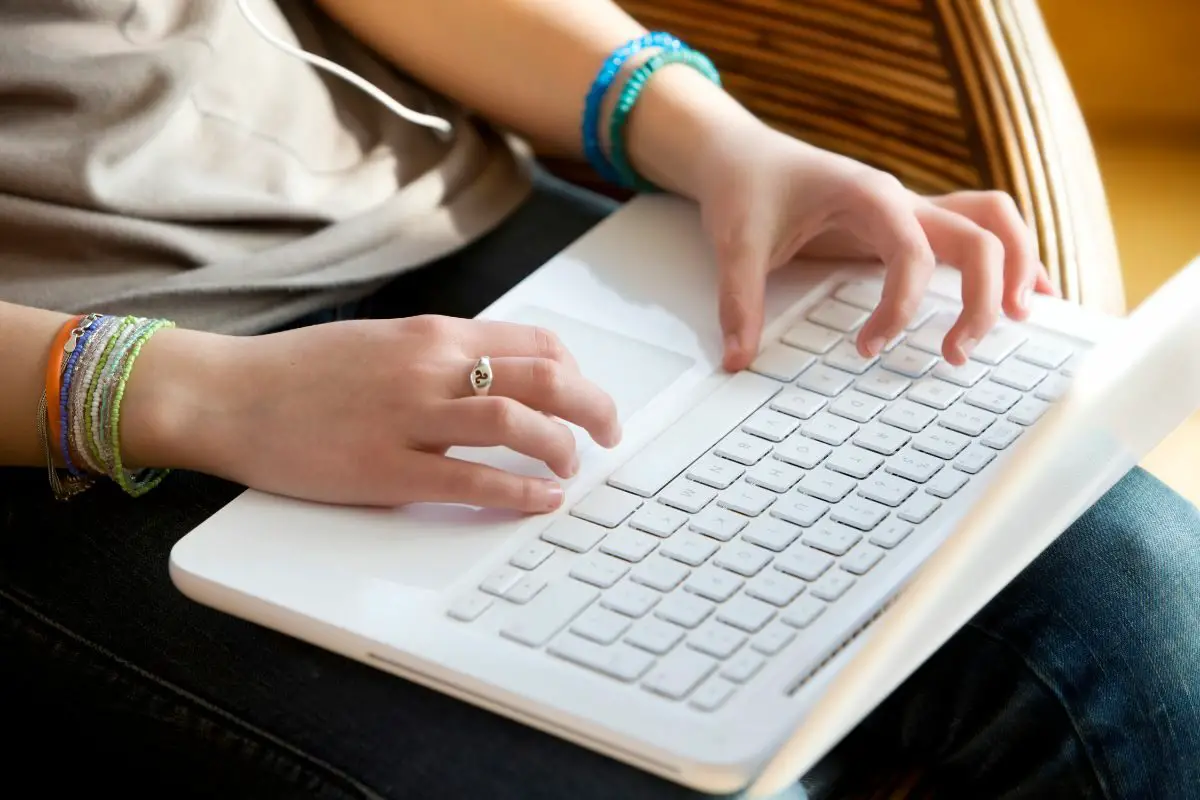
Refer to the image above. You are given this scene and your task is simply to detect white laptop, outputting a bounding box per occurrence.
[170,195,1200,797]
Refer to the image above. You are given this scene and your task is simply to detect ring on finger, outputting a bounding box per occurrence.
[469,356,494,396]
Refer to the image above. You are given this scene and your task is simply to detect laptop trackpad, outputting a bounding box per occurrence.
[371,306,694,591]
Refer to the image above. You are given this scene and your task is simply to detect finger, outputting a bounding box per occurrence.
[1035,266,1060,297]
[928,192,1040,320]
[421,396,579,479]
[402,450,564,513]
[480,356,620,447]
[717,241,768,372]
[916,205,1005,364]
[838,178,937,356]
[411,315,578,369]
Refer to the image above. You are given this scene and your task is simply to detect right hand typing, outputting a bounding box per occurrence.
[130,315,621,512]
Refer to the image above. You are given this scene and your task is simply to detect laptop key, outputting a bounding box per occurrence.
[749,342,817,382]
[714,542,773,577]
[1016,337,1073,369]
[510,541,555,571]
[480,566,523,597]
[810,570,856,601]
[1008,397,1050,426]
[782,320,842,354]
[630,557,689,592]
[925,469,968,499]
[880,399,937,432]
[571,485,643,528]
[823,340,878,374]
[717,482,776,516]
[571,608,632,645]
[628,503,689,537]
[852,422,910,456]
[1035,373,1071,402]
[447,592,493,622]
[769,492,830,528]
[796,364,856,397]
[855,366,911,400]
[773,435,833,469]
[829,497,889,531]
[886,449,942,483]
[824,445,884,479]
[752,621,797,655]
[548,634,655,682]
[841,544,885,575]
[721,650,767,683]
[881,344,938,378]
[869,520,914,549]
[743,516,804,551]
[965,381,1022,414]
[688,506,748,542]
[828,390,886,423]
[991,358,1048,391]
[541,517,606,553]
[599,529,659,563]
[980,420,1023,449]
[569,554,630,589]
[797,469,856,503]
[971,326,1027,365]
[939,402,996,437]
[858,473,916,507]
[600,582,661,618]
[688,620,748,659]
[932,359,990,387]
[504,576,546,604]
[742,408,801,442]
[769,388,828,420]
[717,595,777,633]
[954,445,996,475]
[802,523,862,556]
[898,494,941,524]
[714,431,772,465]
[684,566,744,602]
[500,579,598,647]
[912,427,970,460]
[745,459,805,493]
[775,546,835,581]
[625,617,685,655]
[654,592,715,628]
[660,533,720,567]
[643,648,719,699]
[746,571,806,606]
[690,677,738,711]
[782,595,827,628]
[807,298,870,332]
[657,478,716,515]
[686,455,744,489]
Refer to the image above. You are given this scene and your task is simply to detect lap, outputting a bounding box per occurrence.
[3,172,1199,799]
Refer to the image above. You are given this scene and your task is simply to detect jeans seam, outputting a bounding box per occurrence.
[964,619,1112,799]
[0,587,384,800]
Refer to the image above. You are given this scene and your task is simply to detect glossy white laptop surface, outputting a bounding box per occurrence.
[170,195,1200,796]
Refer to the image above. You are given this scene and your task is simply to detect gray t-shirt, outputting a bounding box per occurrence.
[0,0,532,333]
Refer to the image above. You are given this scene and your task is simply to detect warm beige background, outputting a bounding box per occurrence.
[1042,0,1200,501]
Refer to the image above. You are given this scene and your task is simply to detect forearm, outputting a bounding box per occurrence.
[315,0,760,199]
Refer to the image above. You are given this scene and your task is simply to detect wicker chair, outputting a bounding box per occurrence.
[545,0,1125,315]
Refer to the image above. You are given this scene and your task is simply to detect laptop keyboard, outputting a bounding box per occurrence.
[445,279,1084,712]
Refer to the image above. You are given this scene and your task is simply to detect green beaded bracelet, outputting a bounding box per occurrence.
[608,48,722,193]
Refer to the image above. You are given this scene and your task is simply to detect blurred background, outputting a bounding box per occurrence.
[1042,0,1200,501]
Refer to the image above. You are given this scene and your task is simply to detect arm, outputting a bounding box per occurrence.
[0,301,215,470]
[313,0,757,200]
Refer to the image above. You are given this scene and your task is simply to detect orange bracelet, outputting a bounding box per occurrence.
[44,314,85,458]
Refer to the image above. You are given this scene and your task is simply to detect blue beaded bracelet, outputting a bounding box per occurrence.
[582,32,685,185]
[608,48,722,193]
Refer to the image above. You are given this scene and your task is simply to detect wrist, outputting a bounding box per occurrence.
[621,64,763,200]
[118,327,241,474]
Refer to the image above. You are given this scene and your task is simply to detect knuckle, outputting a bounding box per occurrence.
[530,357,562,396]
[483,397,521,433]
[968,229,1006,269]
[459,468,492,501]
[532,326,566,361]
[408,314,451,340]
[843,170,905,207]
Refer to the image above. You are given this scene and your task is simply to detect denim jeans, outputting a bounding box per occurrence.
[2,172,1198,799]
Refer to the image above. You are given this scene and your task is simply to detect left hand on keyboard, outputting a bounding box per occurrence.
[693,125,1059,371]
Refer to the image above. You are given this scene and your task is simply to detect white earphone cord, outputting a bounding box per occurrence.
[234,0,452,136]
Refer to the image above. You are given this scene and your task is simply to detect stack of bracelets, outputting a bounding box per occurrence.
[582,31,721,192]
[38,313,175,501]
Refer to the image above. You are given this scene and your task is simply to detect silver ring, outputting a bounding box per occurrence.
[469,356,493,396]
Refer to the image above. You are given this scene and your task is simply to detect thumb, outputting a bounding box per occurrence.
[718,242,768,372]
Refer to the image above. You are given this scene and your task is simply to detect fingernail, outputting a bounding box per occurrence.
[864,336,887,357]
[607,424,623,448]
[542,483,564,511]
[568,454,580,477]
[958,336,978,360]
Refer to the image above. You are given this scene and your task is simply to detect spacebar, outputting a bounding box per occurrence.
[608,371,782,498]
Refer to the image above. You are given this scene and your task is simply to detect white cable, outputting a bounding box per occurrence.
[234,0,453,137]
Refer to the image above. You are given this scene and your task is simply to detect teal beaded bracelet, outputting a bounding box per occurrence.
[607,48,722,192]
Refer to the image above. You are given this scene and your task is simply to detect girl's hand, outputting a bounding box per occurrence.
[134,316,621,511]
[695,124,1058,371]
